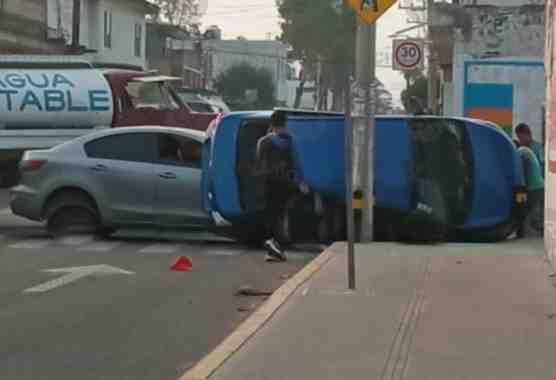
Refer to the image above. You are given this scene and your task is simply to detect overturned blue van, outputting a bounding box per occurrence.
[202,110,526,243]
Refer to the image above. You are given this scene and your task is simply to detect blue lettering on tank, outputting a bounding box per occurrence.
[66,90,88,112]
[44,90,66,112]
[52,74,75,88]
[89,90,111,111]
[5,73,26,89]
[20,90,43,111]
[0,90,17,111]
[0,78,6,88]
[26,74,50,89]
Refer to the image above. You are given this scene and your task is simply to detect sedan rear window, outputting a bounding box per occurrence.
[85,133,156,163]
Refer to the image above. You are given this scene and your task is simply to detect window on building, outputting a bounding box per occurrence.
[134,23,142,57]
[104,10,112,48]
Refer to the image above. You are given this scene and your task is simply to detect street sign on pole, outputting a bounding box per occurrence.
[392,39,425,71]
[345,0,399,25]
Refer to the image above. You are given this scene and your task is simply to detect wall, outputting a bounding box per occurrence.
[47,0,151,68]
[203,40,289,103]
[452,56,545,139]
[459,0,544,5]
[463,5,545,58]
[545,0,556,266]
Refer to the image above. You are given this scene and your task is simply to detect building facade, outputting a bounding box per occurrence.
[202,39,290,104]
[146,22,204,88]
[0,0,66,54]
[46,0,157,69]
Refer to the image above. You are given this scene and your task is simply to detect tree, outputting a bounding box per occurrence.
[213,63,277,111]
[401,71,428,114]
[277,0,356,111]
[149,0,201,28]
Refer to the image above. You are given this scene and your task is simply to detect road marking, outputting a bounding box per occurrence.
[58,235,95,246]
[24,265,135,293]
[9,239,51,249]
[206,249,242,257]
[0,208,12,216]
[78,241,121,253]
[139,244,180,254]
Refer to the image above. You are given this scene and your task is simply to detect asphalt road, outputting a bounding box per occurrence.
[0,190,319,380]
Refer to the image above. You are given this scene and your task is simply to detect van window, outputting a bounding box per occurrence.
[125,82,180,111]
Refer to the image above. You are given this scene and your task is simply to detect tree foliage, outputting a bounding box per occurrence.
[401,70,428,114]
[149,0,201,28]
[277,0,355,110]
[213,63,277,110]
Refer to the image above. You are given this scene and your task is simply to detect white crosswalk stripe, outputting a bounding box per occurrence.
[9,239,51,249]
[78,241,121,253]
[206,249,242,257]
[138,244,180,254]
[58,235,95,246]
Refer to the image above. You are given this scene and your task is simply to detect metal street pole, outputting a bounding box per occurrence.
[345,73,355,290]
[352,21,375,244]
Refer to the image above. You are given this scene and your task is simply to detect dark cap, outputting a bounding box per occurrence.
[515,123,531,135]
[271,111,287,128]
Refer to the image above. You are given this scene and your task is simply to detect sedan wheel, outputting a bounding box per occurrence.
[47,206,99,237]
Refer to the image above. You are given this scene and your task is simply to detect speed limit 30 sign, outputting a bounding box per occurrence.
[392,39,425,71]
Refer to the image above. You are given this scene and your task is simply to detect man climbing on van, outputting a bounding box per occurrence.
[255,112,297,262]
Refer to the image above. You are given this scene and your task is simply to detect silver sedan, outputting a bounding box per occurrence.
[10,126,211,236]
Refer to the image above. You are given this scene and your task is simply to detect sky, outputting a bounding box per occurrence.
[200,1,426,106]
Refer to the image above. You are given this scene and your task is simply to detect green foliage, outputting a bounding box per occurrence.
[277,0,355,102]
[401,71,428,114]
[213,63,276,110]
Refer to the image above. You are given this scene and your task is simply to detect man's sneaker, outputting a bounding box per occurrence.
[264,239,287,262]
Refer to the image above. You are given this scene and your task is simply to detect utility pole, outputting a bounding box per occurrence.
[427,0,435,113]
[352,22,375,243]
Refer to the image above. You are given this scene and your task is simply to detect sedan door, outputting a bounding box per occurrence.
[83,132,157,225]
[153,132,209,227]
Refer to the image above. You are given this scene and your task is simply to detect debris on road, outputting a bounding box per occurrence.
[235,285,273,297]
[280,274,292,280]
[237,305,254,312]
[549,272,556,278]
[170,256,193,272]
[456,260,464,264]
[546,313,556,319]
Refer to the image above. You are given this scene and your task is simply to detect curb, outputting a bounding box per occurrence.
[179,243,340,380]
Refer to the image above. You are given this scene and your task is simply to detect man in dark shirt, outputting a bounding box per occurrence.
[256,112,296,262]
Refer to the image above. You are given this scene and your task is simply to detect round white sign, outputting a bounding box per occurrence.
[394,41,423,70]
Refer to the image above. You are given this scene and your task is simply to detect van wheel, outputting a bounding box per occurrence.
[45,191,100,238]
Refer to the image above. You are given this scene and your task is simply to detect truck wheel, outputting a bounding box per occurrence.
[44,191,100,238]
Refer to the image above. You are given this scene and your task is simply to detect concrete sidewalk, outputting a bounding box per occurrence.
[206,238,556,380]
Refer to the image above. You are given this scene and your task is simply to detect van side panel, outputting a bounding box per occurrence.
[287,116,346,199]
[464,121,515,228]
[375,118,413,212]
[287,116,413,213]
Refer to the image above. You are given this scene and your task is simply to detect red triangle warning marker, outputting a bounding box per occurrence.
[171,256,193,272]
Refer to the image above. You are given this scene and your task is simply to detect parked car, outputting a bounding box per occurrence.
[175,88,231,114]
[202,110,527,244]
[10,126,211,236]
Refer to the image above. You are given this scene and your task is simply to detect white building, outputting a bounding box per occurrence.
[202,39,290,104]
[46,0,158,69]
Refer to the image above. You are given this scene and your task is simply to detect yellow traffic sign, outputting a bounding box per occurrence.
[345,0,398,25]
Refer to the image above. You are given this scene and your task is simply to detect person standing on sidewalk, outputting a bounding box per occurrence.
[516,143,545,238]
[255,112,297,262]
